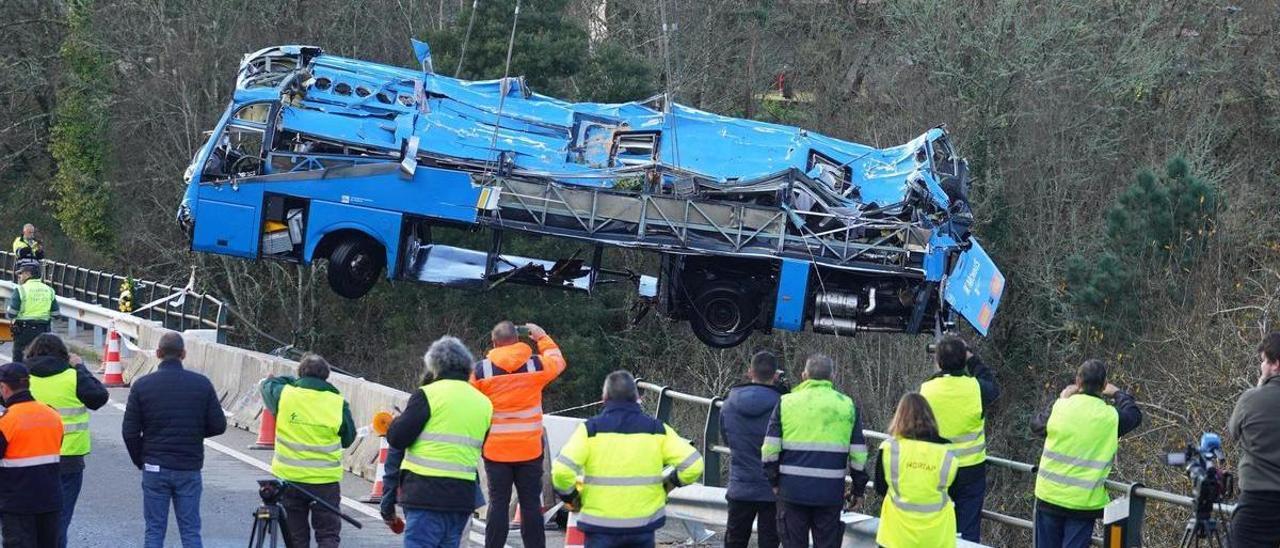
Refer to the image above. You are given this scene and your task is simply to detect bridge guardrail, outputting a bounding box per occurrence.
[0,252,228,340]
[639,381,1235,547]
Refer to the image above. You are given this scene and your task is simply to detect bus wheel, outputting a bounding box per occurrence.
[688,281,757,348]
[327,237,384,299]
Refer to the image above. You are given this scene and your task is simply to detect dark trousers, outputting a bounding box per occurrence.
[1033,506,1094,548]
[949,464,986,543]
[1230,490,1280,548]
[777,501,841,548]
[484,458,546,548]
[281,482,342,548]
[725,499,779,548]
[57,471,83,548]
[584,530,655,548]
[1,512,60,548]
[10,321,50,363]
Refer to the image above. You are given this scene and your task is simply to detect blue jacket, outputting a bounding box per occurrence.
[720,383,783,502]
[122,360,227,471]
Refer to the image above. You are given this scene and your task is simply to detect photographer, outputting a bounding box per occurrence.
[1227,332,1280,548]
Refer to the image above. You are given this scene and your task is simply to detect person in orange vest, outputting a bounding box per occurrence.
[470,321,566,548]
[0,362,65,548]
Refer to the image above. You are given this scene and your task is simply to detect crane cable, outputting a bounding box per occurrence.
[657,0,682,170]
[484,0,521,177]
[454,0,480,77]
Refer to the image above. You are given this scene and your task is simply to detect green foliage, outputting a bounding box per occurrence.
[48,0,114,252]
[1066,157,1217,334]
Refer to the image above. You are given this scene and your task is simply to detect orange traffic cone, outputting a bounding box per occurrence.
[565,512,585,548]
[248,408,276,450]
[102,328,128,387]
[361,436,389,503]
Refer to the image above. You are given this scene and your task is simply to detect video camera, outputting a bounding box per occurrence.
[1164,433,1235,517]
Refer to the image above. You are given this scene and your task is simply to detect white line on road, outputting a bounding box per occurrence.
[108,399,384,521]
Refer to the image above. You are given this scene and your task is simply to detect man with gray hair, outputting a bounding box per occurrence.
[387,336,494,546]
[12,223,43,262]
[552,370,704,546]
[261,354,356,548]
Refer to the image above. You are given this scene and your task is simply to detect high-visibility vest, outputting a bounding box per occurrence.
[550,405,704,532]
[12,236,38,256]
[272,384,345,484]
[30,369,91,456]
[875,437,958,548]
[0,399,63,468]
[761,379,865,502]
[920,374,986,467]
[1035,394,1119,510]
[401,380,493,481]
[16,280,55,321]
[470,337,565,463]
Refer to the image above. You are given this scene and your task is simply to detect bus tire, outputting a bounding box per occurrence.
[327,237,384,299]
[688,280,757,348]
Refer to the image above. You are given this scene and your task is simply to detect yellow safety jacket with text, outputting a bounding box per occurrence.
[875,437,958,548]
[272,385,345,484]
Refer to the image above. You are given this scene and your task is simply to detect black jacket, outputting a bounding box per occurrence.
[26,355,109,473]
[720,382,784,502]
[386,374,480,512]
[1031,389,1142,519]
[121,360,227,471]
[0,391,63,514]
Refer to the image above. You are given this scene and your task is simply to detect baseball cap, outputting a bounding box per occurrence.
[0,363,30,384]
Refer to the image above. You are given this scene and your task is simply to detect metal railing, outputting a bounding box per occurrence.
[0,252,229,339]
[639,381,1235,547]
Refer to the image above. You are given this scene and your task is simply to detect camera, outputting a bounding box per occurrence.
[1164,433,1235,517]
[517,325,531,338]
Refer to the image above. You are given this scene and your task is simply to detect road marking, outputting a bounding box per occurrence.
[108,399,383,521]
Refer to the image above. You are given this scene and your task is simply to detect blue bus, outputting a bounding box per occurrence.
[179,44,1005,347]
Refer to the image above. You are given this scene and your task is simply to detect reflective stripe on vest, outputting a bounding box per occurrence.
[271,385,345,484]
[16,280,55,321]
[876,438,957,548]
[401,380,492,481]
[0,454,61,467]
[1034,394,1118,510]
[577,508,666,530]
[29,368,91,456]
[473,356,543,380]
[920,375,987,467]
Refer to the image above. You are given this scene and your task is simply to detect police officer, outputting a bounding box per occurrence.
[762,354,868,548]
[919,335,999,543]
[6,262,59,363]
[552,370,704,548]
[12,224,44,262]
[25,334,108,548]
[0,362,64,548]
[386,336,494,547]
[261,354,356,548]
[471,321,566,548]
[874,393,958,548]
[1031,359,1142,548]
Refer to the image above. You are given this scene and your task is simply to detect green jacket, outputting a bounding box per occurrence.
[261,376,357,448]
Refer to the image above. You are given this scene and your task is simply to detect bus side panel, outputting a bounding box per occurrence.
[267,165,481,224]
[773,259,810,331]
[192,184,265,258]
[304,201,403,277]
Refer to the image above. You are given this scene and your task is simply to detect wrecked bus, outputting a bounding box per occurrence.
[178,44,1005,348]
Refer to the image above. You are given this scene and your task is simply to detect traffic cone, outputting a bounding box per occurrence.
[248,408,276,450]
[565,512,585,548]
[101,328,128,387]
[361,436,389,503]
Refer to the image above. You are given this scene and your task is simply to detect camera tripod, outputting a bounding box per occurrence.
[247,479,362,548]
[1178,510,1230,548]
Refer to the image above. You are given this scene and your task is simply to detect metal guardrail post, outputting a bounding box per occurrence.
[702,396,723,487]
[1124,484,1147,547]
[654,385,674,425]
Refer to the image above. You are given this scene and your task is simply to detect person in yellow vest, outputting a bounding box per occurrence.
[918,335,1000,543]
[6,262,59,363]
[261,354,356,548]
[874,392,958,548]
[386,336,493,547]
[25,334,108,548]
[13,224,44,262]
[552,370,705,548]
[1031,359,1142,548]
[0,362,64,548]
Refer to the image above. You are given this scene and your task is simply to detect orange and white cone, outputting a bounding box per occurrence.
[102,327,128,387]
[361,436,389,503]
[565,512,585,548]
[248,408,276,450]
